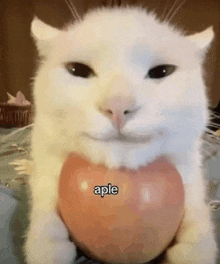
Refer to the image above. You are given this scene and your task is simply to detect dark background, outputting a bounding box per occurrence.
[1,0,220,107]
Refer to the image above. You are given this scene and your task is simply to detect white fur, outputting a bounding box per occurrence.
[25,6,217,263]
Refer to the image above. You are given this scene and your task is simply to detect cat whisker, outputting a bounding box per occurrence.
[210,116,220,122]
[208,121,220,127]
[208,123,220,129]
[201,135,220,163]
[202,138,219,149]
[211,114,220,120]
[202,148,213,157]
[203,133,220,149]
[209,111,220,119]
[161,0,170,21]
[205,127,218,133]
[204,129,219,138]
[209,127,219,130]
[64,0,81,22]
[202,135,214,143]
[203,150,218,163]
[167,0,186,23]
[209,110,220,117]
[164,0,180,22]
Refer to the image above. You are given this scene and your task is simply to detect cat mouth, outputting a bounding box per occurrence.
[81,132,155,144]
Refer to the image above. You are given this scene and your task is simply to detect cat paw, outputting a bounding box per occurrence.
[165,241,217,264]
[25,238,76,264]
[9,159,34,175]
[25,211,77,264]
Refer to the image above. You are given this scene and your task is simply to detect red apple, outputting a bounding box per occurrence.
[57,153,184,263]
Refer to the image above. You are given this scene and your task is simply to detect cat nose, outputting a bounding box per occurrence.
[99,96,137,130]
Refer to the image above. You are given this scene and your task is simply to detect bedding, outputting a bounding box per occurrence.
[0,126,220,264]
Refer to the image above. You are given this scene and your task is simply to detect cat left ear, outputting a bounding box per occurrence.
[31,16,61,57]
[187,26,214,51]
[31,16,60,41]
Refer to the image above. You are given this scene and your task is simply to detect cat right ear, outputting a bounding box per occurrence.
[31,16,61,56]
[187,27,214,52]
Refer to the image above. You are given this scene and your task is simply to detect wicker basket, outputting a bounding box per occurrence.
[0,103,33,128]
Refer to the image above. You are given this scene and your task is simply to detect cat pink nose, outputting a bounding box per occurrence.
[99,96,137,130]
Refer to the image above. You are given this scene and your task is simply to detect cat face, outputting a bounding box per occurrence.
[31,7,214,169]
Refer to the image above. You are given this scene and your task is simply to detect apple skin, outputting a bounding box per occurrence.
[57,153,184,264]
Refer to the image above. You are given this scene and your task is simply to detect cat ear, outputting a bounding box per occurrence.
[31,16,60,41]
[31,16,61,56]
[187,26,214,51]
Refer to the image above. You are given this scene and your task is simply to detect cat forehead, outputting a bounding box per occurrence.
[65,7,183,45]
[53,8,194,64]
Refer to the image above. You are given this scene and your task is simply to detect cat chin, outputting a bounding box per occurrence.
[72,134,165,170]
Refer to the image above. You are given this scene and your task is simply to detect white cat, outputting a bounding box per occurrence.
[24,6,218,264]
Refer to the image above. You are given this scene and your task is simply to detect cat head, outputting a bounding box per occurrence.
[31,7,214,169]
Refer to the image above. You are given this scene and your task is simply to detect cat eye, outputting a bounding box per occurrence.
[147,65,176,79]
[65,62,95,78]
